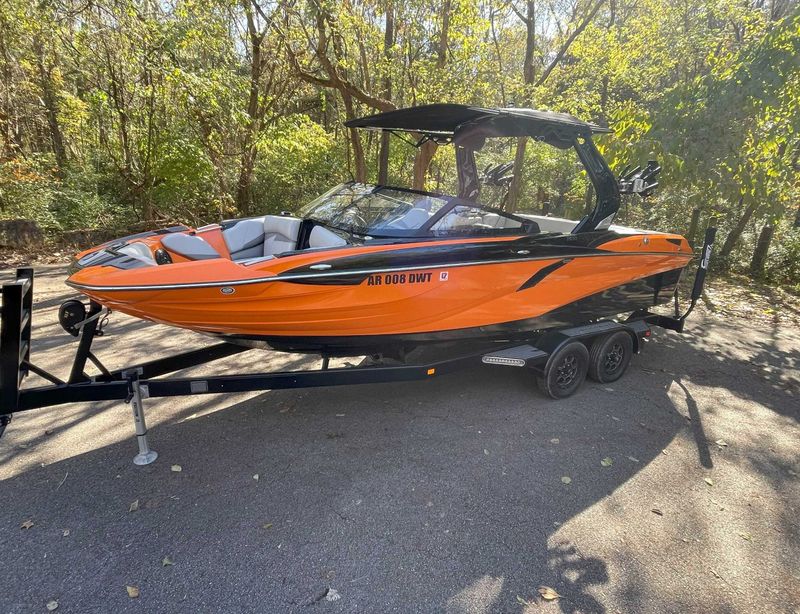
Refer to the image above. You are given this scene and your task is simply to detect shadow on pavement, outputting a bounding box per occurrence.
[0,266,798,613]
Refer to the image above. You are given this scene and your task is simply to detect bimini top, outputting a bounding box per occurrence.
[345,103,610,149]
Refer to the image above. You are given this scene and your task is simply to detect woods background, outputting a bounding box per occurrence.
[1,0,798,288]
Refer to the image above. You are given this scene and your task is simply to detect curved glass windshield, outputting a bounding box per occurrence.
[299,183,449,236]
[300,182,531,238]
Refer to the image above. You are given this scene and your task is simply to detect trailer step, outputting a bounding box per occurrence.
[481,344,547,367]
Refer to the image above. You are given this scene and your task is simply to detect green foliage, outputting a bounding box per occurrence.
[0,0,796,287]
[252,115,342,214]
[765,225,800,291]
[151,137,218,224]
[0,157,126,231]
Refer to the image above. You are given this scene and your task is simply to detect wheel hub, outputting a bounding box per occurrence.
[555,355,578,387]
[603,343,624,373]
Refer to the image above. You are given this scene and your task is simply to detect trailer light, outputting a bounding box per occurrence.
[644,330,652,337]
[427,368,436,376]
[481,356,527,367]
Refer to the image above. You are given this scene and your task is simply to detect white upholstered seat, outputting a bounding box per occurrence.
[222,215,347,262]
[161,233,221,260]
[309,225,347,249]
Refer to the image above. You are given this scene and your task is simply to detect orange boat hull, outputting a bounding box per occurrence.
[68,232,692,349]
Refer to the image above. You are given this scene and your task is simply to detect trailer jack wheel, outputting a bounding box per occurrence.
[536,341,589,399]
[588,331,633,384]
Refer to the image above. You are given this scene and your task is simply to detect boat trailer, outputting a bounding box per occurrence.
[0,230,716,465]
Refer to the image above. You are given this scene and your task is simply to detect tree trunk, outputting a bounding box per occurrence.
[235,7,265,215]
[33,35,67,173]
[506,1,535,212]
[342,91,367,183]
[521,0,536,85]
[687,208,701,247]
[412,140,437,190]
[749,225,773,277]
[718,198,755,259]
[437,0,451,69]
[505,137,528,212]
[377,1,394,184]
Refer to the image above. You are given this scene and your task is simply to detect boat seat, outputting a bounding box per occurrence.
[223,218,267,260]
[482,213,502,228]
[161,233,221,260]
[223,215,304,260]
[308,225,347,249]
[263,215,302,256]
[387,207,430,229]
[117,241,156,265]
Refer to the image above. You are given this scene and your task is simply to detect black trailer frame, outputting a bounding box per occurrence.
[0,229,716,465]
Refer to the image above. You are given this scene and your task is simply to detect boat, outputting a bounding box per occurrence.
[65,104,693,356]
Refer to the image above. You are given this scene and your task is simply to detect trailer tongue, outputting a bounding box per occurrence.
[0,229,715,464]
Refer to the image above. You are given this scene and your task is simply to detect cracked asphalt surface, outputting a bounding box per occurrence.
[1,265,798,613]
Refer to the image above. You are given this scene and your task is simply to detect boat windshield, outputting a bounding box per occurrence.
[299,183,450,237]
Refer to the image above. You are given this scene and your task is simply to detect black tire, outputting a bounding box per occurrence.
[588,330,633,383]
[536,341,589,399]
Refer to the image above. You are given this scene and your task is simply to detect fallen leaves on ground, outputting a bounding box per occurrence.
[715,439,728,447]
[20,519,33,530]
[561,476,572,485]
[126,586,140,599]
[262,523,273,529]
[538,586,562,601]
[162,556,174,566]
[737,531,752,541]
[171,465,182,473]
[46,600,58,611]
[550,438,560,444]
[62,529,70,537]
[128,500,139,512]
[601,457,613,467]
[651,508,664,516]
[253,474,259,481]
[704,477,714,486]
[325,588,341,602]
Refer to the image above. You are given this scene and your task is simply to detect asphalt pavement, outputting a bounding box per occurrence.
[0,265,798,613]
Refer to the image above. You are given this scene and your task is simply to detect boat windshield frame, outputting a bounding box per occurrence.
[301,182,535,239]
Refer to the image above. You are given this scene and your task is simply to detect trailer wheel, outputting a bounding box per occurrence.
[588,331,633,383]
[536,341,589,399]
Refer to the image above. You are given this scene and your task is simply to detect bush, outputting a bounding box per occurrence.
[0,156,129,232]
[252,115,342,214]
[0,156,59,229]
[764,224,800,292]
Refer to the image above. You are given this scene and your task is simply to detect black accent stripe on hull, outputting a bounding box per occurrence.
[517,259,572,291]
[278,229,654,280]
[218,267,685,356]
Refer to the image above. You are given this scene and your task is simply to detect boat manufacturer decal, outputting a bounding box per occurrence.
[220,286,235,295]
